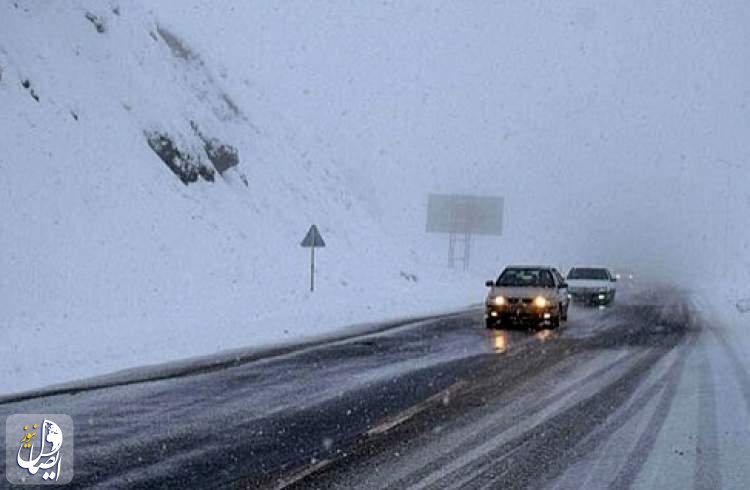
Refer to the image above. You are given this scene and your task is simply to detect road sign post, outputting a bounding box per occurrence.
[300,224,326,292]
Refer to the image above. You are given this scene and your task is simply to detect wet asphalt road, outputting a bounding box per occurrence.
[296,292,697,489]
[0,286,707,488]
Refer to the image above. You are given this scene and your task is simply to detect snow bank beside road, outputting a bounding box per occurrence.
[1,274,481,397]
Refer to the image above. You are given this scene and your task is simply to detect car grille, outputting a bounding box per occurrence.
[570,287,599,294]
[507,297,533,305]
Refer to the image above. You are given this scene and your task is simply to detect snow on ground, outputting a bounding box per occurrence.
[618,287,750,489]
[0,1,487,395]
[1,0,747,397]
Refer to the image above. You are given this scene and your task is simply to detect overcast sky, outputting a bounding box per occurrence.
[162,0,749,281]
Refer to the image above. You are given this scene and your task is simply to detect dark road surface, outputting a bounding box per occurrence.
[3,286,745,489]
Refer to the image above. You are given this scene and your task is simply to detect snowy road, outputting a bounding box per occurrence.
[3,286,749,488]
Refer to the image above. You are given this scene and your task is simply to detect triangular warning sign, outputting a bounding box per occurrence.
[300,224,326,247]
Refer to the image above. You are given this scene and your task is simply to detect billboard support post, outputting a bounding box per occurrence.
[426,194,503,270]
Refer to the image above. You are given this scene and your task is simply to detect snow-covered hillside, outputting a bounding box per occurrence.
[1,0,747,394]
[153,0,749,283]
[0,1,481,394]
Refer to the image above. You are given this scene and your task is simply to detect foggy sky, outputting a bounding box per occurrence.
[162,0,749,283]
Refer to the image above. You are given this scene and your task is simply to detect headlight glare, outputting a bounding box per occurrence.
[533,296,550,308]
[493,296,506,306]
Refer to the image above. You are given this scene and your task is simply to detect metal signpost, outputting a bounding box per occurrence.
[300,224,326,291]
[426,194,504,270]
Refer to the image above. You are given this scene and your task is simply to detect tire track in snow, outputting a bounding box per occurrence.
[443,334,693,489]
[691,335,722,490]
[709,326,750,413]
[606,335,698,489]
[549,347,684,490]
[381,349,646,490]
[384,304,686,489]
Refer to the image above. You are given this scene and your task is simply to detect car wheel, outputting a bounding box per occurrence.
[561,304,568,322]
[485,318,496,329]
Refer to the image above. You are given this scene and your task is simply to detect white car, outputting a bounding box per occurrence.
[566,267,617,306]
[485,266,570,329]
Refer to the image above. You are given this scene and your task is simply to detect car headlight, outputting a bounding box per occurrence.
[533,296,550,308]
[493,296,506,306]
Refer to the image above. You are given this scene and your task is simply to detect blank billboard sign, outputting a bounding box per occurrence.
[426,194,504,236]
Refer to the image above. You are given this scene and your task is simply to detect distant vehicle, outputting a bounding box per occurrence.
[566,267,617,306]
[484,266,569,329]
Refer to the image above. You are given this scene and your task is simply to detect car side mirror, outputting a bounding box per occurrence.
[485,280,495,287]
[611,278,618,282]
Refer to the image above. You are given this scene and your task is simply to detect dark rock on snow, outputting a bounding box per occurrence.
[146,132,215,185]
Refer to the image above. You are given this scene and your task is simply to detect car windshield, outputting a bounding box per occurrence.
[567,268,610,280]
[496,268,554,287]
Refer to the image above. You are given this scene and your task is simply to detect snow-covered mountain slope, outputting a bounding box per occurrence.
[153,0,750,283]
[0,1,480,394]
[1,0,748,394]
